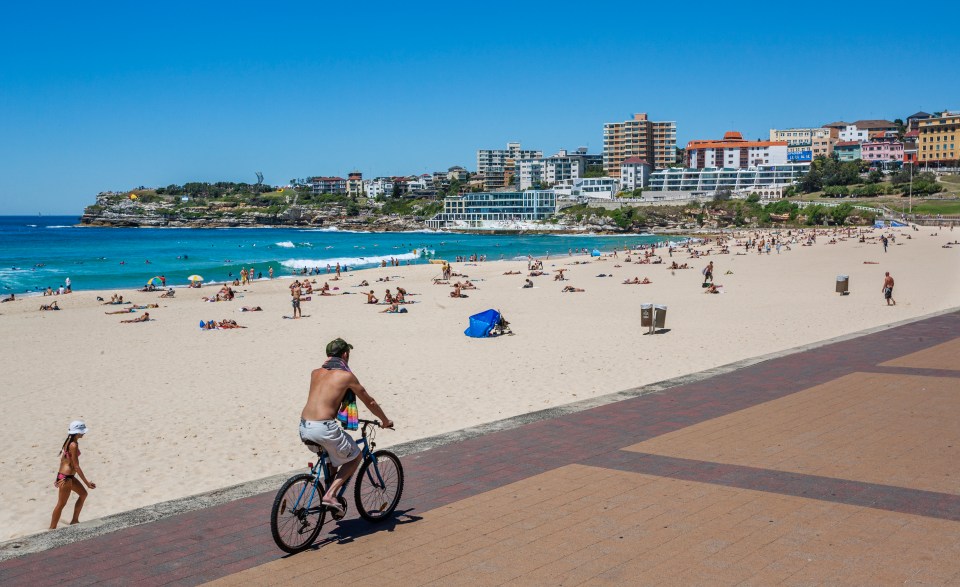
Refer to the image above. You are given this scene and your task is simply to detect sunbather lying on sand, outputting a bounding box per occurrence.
[218,319,245,329]
[503,270,521,275]
[105,308,135,314]
[240,306,262,312]
[380,303,408,314]
[40,301,60,311]
[121,312,150,323]
[132,304,159,309]
[705,284,723,294]
[562,286,585,293]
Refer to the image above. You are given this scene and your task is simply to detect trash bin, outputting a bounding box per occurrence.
[640,303,653,327]
[836,275,849,294]
[654,305,667,329]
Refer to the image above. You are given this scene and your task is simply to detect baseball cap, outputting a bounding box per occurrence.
[326,338,353,357]
[68,420,89,435]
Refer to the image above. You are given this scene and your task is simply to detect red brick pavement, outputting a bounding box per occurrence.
[1,311,958,586]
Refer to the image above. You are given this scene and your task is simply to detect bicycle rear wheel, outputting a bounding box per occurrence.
[354,450,404,522]
[270,473,326,553]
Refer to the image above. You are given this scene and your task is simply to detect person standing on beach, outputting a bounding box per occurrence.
[291,283,302,318]
[703,261,714,284]
[268,266,274,280]
[882,272,896,306]
[881,235,888,253]
[299,339,393,516]
[50,421,96,529]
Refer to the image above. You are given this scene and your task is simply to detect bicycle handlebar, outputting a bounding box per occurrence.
[358,418,381,427]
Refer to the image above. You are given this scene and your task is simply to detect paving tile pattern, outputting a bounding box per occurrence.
[1,311,958,586]
[625,372,960,494]
[211,466,960,587]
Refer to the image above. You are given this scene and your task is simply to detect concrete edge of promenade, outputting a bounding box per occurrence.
[3,305,957,562]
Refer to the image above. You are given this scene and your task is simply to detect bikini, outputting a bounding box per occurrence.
[55,447,79,486]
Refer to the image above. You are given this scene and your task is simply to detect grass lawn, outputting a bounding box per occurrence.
[939,174,960,185]
[885,199,960,216]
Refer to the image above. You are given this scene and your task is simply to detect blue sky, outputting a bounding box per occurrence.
[2,1,958,214]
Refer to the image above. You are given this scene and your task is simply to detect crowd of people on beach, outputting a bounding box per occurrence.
[30,222,951,532]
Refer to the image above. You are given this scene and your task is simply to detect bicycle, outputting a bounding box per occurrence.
[270,418,404,554]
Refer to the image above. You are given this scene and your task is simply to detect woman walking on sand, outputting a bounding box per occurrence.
[50,421,96,529]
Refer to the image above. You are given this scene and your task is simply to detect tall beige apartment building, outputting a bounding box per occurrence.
[603,113,676,176]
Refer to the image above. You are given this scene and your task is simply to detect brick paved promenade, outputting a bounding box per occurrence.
[2,311,960,585]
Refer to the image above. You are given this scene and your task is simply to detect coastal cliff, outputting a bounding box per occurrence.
[80,189,438,231]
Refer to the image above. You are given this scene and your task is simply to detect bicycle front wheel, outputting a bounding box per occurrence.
[270,473,326,554]
[354,450,404,522]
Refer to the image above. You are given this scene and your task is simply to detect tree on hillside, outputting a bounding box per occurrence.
[583,164,606,178]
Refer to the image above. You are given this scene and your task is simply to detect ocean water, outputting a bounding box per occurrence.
[0,216,680,293]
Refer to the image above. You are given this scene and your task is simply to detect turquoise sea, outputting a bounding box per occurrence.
[0,216,680,293]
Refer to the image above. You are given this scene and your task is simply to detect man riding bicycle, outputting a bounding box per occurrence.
[300,338,394,516]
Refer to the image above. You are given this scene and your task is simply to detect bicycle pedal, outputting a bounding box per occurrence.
[330,496,348,521]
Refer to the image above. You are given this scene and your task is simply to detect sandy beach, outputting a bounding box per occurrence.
[1,225,959,541]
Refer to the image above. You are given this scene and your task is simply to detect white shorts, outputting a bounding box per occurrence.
[299,419,361,466]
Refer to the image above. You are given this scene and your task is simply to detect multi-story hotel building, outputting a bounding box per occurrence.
[426,191,556,229]
[603,113,676,176]
[769,127,838,161]
[685,132,788,169]
[917,111,960,165]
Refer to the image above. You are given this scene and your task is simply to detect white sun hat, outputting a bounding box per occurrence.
[68,420,89,435]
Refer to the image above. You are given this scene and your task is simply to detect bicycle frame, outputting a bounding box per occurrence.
[291,419,389,518]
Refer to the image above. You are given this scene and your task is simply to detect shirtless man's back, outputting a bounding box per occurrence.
[299,339,392,515]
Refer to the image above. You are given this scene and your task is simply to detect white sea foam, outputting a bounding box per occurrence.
[280,251,425,269]
[275,241,296,248]
[45,225,72,229]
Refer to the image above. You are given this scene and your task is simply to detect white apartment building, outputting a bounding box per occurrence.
[619,157,653,191]
[839,125,869,143]
[516,148,602,190]
[648,164,810,194]
[686,132,788,169]
[364,178,395,199]
[553,177,619,200]
[476,142,542,175]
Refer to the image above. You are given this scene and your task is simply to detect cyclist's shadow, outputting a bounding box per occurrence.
[306,508,423,552]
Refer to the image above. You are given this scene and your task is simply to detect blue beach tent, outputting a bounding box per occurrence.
[591,249,601,257]
[464,309,501,338]
[874,220,886,228]
[890,221,907,227]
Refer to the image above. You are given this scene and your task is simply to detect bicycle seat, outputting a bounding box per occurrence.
[302,439,323,455]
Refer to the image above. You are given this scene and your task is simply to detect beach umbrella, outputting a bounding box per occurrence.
[188,274,204,282]
[147,276,163,286]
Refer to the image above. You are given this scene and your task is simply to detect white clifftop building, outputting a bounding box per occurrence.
[619,157,653,191]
